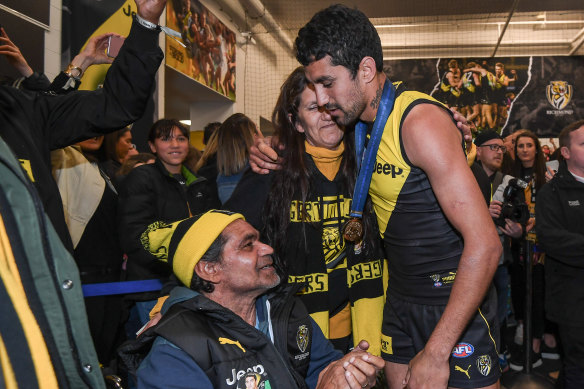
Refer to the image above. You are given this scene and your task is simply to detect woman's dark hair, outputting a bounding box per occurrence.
[189,233,226,293]
[148,119,190,143]
[512,130,546,191]
[103,127,131,162]
[263,67,375,272]
[203,122,221,145]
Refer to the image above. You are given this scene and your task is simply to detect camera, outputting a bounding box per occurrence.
[495,178,530,228]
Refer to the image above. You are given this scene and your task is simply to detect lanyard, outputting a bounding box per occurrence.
[343,80,396,243]
[350,80,396,218]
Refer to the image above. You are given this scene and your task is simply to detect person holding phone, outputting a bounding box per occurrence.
[1,24,123,93]
[0,0,167,386]
[545,159,560,182]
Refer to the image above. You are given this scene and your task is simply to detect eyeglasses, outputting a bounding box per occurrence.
[478,144,507,153]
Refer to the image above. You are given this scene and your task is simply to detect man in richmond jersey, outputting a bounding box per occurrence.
[290,5,502,389]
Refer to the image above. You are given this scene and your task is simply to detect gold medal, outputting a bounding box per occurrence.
[343,217,363,243]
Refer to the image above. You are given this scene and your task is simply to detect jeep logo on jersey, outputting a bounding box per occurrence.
[452,342,474,358]
[296,325,309,352]
[374,162,403,178]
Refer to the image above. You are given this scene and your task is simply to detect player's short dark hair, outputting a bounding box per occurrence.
[295,4,383,78]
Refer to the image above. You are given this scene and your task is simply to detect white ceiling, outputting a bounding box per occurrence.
[166,0,584,121]
[213,0,584,58]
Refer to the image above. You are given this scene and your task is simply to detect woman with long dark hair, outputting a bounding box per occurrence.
[100,126,136,180]
[225,67,385,355]
[494,130,559,370]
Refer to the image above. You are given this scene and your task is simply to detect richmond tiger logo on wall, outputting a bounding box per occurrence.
[546,81,573,110]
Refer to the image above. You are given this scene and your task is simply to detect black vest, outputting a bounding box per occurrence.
[154,290,312,389]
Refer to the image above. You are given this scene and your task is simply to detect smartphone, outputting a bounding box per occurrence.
[107,35,124,58]
[546,160,559,173]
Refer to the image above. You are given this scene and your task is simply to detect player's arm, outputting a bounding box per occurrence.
[401,104,502,389]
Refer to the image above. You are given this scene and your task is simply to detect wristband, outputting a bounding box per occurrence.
[64,63,83,80]
[135,14,161,31]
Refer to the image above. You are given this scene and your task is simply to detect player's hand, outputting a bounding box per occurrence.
[403,348,449,389]
[316,341,384,389]
[450,109,473,151]
[249,133,283,174]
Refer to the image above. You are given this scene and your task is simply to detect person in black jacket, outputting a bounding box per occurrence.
[536,120,584,389]
[119,119,220,326]
[0,1,167,387]
[0,4,163,253]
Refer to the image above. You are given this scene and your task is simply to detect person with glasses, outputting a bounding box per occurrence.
[475,130,522,371]
[491,130,560,371]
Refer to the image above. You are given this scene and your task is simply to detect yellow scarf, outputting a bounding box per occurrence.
[304,141,345,181]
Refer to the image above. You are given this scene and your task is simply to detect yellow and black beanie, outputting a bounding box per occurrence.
[140,210,244,287]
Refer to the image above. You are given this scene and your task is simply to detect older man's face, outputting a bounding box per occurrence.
[218,220,280,296]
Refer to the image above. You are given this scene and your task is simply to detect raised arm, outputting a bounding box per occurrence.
[0,27,34,77]
[401,104,501,388]
[44,0,166,149]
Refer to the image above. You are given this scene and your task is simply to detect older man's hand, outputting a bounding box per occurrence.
[316,340,385,389]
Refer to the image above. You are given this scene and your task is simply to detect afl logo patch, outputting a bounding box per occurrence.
[452,342,474,358]
[296,325,309,353]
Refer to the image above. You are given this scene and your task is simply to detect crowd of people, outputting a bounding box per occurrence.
[1,1,583,389]
[435,59,517,133]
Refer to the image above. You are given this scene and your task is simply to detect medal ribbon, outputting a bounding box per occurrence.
[350,80,396,219]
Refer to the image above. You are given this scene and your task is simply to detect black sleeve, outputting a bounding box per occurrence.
[118,166,160,268]
[40,19,164,150]
[222,168,273,231]
[20,72,52,91]
[47,72,80,94]
[536,185,584,268]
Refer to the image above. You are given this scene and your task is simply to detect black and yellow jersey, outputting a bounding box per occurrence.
[369,83,463,304]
